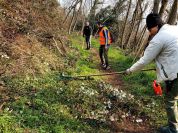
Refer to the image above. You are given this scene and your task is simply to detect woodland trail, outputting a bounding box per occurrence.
[89,46,154,133]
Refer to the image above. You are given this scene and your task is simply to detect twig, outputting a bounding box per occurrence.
[0,102,6,111]
[52,37,64,56]
[58,37,67,54]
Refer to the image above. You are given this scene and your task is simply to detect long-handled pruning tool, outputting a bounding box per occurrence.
[59,68,156,81]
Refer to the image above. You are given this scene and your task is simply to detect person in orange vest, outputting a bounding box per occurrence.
[96,22,112,70]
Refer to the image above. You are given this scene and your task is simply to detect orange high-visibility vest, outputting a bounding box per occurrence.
[99,27,112,45]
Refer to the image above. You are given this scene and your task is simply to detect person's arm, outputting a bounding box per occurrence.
[83,26,85,37]
[103,29,109,48]
[89,26,92,36]
[127,40,163,73]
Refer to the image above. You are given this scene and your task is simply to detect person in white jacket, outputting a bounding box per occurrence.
[125,13,178,133]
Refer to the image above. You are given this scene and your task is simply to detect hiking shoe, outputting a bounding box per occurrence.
[158,126,178,133]
[104,66,110,70]
[100,63,105,67]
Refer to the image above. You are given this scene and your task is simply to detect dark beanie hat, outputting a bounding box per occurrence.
[146,13,163,30]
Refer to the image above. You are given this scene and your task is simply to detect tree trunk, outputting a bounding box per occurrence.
[68,9,76,34]
[90,0,100,17]
[134,26,146,52]
[134,12,143,43]
[89,0,101,30]
[133,26,147,60]
[167,0,177,25]
[81,0,87,34]
[134,0,143,42]
[72,0,83,32]
[133,2,148,54]
[63,0,79,23]
[153,0,160,13]
[126,0,139,49]
[159,0,168,18]
[63,8,73,23]
[121,0,132,49]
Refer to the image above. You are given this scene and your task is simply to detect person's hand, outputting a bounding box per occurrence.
[95,34,98,38]
[105,45,108,50]
[105,44,110,50]
[123,69,132,75]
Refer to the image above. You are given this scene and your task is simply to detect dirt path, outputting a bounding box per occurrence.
[90,47,155,133]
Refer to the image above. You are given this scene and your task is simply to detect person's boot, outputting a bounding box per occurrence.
[100,61,105,66]
[104,65,110,70]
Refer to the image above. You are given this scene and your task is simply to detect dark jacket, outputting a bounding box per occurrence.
[83,26,92,36]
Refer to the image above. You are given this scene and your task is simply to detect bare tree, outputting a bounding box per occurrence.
[89,0,101,18]
[72,0,83,32]
[81,0,87,33]
[133,0,143,43]
[68,4,77,34]
[89,0,103,29]
[67,0,85,34]
[134,26,147,56]
[63,0,79,23]
[126,0,139,49]
[153,0,160,13]
[159,0,168,18]
[167,0,177,25]
[133,1,149,56]
[121,0,132,49]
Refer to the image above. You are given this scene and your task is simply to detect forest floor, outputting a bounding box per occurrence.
[0,33,166,132]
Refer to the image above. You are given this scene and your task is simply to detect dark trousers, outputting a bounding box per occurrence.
[99,45,109,66]
[85,36,91,49]
[164,77,178,131]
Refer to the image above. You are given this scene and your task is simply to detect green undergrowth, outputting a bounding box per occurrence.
[2,73,111,132]
[0,33,110,132]
[67,35,100,78]
[0,33,167,132]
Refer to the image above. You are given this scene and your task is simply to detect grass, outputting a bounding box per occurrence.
[2,73,111,132]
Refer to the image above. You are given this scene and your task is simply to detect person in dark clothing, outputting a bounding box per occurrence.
[96,22,112,70]
[83,22,92,50]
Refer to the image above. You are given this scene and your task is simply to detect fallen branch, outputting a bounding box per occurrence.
[52,37,64,56]
[58,36,67,54]
[0,102,6,112]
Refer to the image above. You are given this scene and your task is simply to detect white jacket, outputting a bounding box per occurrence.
[129,24,178,82]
